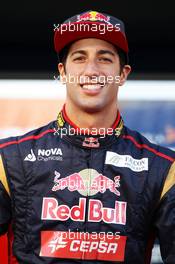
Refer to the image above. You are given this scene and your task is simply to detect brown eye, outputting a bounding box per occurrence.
[98,57,113,63]
[73,56,86,62]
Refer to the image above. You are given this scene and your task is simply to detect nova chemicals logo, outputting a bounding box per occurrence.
[24,148,63,162]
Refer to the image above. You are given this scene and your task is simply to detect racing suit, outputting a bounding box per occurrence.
[0,106,175,264]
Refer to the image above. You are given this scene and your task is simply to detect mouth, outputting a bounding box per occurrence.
[80,83,105,94]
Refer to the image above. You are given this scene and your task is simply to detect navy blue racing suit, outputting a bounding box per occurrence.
[0,107,175,263]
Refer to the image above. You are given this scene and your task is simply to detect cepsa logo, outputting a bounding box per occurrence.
[77,11,110,23]
[40,231,127,262]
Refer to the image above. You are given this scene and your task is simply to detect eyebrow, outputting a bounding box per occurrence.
[70,49,116,57]
[97,50,116,56]
[70,50,86,57]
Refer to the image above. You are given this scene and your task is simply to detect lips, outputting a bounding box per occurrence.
[81,83,104,90]
[80,83,105,95]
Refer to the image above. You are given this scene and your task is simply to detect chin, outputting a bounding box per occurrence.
[79,102,106,113]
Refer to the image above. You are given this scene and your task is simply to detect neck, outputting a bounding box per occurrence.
[64,103,118,131]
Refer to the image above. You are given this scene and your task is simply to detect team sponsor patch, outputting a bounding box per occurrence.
[40,231,127,262]
[24,148,63,162]
[52,169,120,196]
[77,11,110,23]
[41,197,127,225]
[82,137,100,148]
[105,151,148,172]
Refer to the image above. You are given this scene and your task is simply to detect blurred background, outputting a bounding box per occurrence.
[0,0,175,263]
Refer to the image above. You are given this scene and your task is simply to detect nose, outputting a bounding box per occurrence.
[82,59,100,78]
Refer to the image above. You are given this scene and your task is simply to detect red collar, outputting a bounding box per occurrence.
[61,104,123,136]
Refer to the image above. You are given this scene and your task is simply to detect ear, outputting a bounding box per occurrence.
[119,65,131,86]
[58,63,66,84]
[58,63,66,76]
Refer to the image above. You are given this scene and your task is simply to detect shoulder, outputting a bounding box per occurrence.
[0,120,56,153]
[122,126,175,163]
[121,126,175,200]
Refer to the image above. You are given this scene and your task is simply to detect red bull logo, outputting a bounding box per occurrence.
[82,137,100,148]
[41,197,126,224]
[77,11,110,23]
[52,169,120,196]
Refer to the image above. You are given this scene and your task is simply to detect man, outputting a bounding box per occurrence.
[0,10,175,264]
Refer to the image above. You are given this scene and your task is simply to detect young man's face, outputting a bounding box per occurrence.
[58,38,131,113]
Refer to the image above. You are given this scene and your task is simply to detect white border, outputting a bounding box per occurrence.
[0,80,175,100]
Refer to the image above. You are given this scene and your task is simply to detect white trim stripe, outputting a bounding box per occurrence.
[0,80,174,100]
